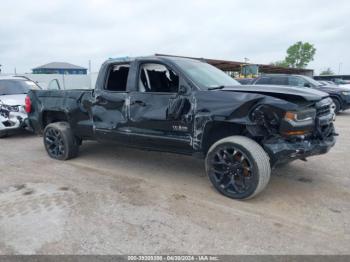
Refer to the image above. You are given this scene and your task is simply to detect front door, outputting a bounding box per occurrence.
[128,62,193,153]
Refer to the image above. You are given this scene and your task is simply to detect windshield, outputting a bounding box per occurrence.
[338,80,349,84]
[300,76,323,87]
[173,59,240,89]
[319,81,336,86]
[0,79,41,95]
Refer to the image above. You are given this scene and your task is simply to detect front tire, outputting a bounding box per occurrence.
[205,136,271,200]
[332,98,341,114]
[43,122,79,160]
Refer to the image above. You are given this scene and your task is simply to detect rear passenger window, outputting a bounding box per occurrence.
[105,64,130,91]
[270,77,288,85]
[255,77,271,85]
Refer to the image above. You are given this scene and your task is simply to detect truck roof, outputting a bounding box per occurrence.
[105,55,199,65]
[257,74,308,77]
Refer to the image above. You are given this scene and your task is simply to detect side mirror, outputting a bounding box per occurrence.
[304,83,311,88]
[47,79,61,90]
[178,85,189,95]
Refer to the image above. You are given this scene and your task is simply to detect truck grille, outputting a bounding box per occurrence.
[315,99,334,139]
[316,104,331,117]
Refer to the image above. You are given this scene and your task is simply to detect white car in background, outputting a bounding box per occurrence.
[0,76,41,138]
[333,79,350,88]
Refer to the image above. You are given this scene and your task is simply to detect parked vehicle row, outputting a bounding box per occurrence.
[0,76,41,138]
[336,79,350,88]
[24,56,336,200]
[251,74,350,113]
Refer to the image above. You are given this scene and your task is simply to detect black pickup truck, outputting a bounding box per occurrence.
[26,56,336,199]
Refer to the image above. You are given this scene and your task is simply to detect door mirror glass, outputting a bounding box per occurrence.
[304,83,311,87]
[178,85,189,95]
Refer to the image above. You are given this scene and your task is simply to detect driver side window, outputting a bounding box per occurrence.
[138,63,179,93]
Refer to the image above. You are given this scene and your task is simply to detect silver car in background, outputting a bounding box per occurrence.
[0,76,41,138]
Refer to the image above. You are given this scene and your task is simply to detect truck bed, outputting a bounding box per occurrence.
[28,89,94,138]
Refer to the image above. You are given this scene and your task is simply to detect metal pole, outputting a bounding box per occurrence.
[88,60,92,89]
[62,73,66,90]
[338,63,342,74]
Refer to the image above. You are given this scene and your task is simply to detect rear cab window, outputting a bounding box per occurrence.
[105,64,130,92]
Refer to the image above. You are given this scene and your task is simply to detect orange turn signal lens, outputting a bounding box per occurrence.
[284,112,296,121]
[284,130,307,136]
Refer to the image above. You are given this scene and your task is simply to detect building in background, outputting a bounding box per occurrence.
[32,62,87,75]
[155,54,314,77]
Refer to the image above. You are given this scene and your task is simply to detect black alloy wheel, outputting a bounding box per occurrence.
[44,127,66,158]
[43,122,79,160]
[206,136,271,199]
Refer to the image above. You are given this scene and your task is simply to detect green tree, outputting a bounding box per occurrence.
[285,41,316,68]
[270,60,289,68]
[320,68,334,75]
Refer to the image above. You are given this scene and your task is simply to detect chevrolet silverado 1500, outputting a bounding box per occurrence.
[26,56,336,199]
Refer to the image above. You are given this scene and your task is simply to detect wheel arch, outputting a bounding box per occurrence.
[201,121,246,154]
[42,110,70,129]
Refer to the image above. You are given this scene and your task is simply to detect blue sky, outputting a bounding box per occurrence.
[0,0,349,74]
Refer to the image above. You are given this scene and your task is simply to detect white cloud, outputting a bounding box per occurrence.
[0,0,349,74]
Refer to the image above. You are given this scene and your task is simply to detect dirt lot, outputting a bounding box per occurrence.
[0,112,349,255]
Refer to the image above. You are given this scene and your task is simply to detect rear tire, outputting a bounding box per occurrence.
[205,136,271,200]
[43,122,79,160]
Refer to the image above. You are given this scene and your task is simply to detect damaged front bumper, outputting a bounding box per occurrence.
[0,104,28,136]
[262,99,337,166]
[263,135,336,166]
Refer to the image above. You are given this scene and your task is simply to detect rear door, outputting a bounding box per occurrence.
[91,63,131,144]
[127,62,193,152]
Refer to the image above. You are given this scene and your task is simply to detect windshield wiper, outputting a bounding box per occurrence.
[208,85,226,90]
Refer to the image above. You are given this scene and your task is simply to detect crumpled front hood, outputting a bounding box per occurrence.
[0,94,26,106]
[221,85,329,102]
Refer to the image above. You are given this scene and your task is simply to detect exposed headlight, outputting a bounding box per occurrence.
[284,109,316,122]
[342,91,350,96]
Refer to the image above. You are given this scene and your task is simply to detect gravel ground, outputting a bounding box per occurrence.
[0,112,349,255]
